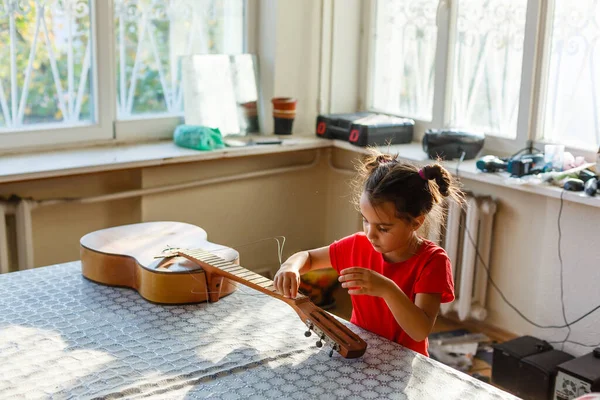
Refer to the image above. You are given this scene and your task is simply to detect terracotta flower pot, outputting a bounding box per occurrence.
[271,97,297,135]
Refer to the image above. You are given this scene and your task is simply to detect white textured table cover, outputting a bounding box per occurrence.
[0,262,517,399]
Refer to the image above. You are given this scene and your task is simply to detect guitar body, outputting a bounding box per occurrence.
[80,221,238,304]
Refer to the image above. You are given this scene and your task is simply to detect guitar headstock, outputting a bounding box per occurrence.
[296,302,367,359]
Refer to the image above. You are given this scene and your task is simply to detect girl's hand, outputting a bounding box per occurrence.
[273,248,330,299]
[338,267,394,297]
[274,266,301,299]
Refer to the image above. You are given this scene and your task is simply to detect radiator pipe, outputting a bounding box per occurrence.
[457,195,480,321]
[440,198,462,315]
[0,202,10,273]
[472,196,497,320]
[15,199,34,270]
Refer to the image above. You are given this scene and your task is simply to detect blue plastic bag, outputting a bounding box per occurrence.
[173,125,225,151]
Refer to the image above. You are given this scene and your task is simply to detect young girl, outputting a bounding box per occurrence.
[273,150,464,357]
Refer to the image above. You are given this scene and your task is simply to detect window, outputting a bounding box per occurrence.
[0,0,94,131]
[0,0,247,151]
[540,0,600,150]
[368,0,599,153]
[114,0,244,120]
[449,0,527,139]
[371,0,439,121]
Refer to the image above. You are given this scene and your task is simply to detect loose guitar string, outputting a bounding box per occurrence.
[165,236,287,300]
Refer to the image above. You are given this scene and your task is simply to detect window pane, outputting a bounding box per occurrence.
[0,0,94,131]
[541,0,600,150]
[371,0,439,121]
[449,0,527,138]
[115,0,244,120]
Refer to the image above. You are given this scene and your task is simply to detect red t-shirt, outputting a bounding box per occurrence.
[329,232,455,356]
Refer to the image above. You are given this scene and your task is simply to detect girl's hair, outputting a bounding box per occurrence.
[352,149,464,225]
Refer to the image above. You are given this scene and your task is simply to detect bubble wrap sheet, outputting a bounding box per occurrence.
[0,262,517,399]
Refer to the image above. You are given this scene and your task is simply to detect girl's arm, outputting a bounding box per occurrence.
[274,246,332,298]
[383,289,441,343]
[339,267,441,342]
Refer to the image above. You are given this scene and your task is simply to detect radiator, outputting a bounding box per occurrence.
[431,194,497,321]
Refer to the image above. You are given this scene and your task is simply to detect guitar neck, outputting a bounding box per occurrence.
[179,249,308,305]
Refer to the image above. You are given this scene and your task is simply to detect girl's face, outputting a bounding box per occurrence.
[359,192,423,262]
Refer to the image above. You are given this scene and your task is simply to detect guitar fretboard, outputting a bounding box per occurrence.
[181,248,307,301]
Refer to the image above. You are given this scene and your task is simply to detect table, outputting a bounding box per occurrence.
[0,262,517,399]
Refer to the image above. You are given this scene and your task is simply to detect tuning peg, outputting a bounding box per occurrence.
[304,322,313,337]
[316,334,325,348]
[329,344,339,357]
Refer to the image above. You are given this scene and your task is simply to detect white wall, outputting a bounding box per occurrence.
[0,151,329,275]
[257,0,364,135]
[140,150,330,270]
[258,0,322,135]
[0,170,141,270]
[463,179,600,356]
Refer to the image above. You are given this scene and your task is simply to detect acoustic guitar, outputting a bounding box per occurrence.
[80,221,367,359]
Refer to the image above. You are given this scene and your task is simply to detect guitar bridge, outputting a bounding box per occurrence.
[154,246,180,259]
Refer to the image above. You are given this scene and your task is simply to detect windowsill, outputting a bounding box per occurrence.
[333,140,600,208]
[0,136,330,184]
[1,136,598,209]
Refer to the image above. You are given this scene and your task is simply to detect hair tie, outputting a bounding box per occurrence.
[418,168,427,180]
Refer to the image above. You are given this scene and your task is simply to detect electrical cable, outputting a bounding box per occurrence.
[557,190,571,350]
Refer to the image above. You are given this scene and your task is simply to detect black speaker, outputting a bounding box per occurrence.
[492,336,554,397]
[422,129,485,160]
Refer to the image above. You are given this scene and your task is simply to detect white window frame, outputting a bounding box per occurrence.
[0,0,256,153]
[528,0,597,160]
[0,0,113,152]
[362,0,596,159]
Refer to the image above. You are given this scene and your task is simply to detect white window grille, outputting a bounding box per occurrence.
[0,0,94,131]
[370,0,439,121]
[368,0,598,154]
[540,0,600,151]
[114,0,244,120]
[448,0,527,139]
[370,0,529,141]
